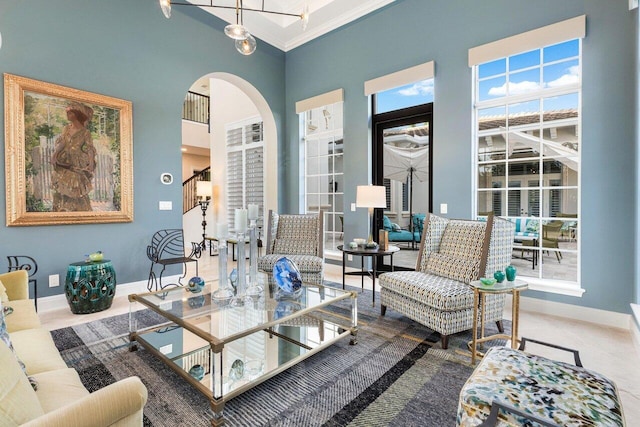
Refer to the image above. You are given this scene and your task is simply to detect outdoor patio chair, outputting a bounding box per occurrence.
[542,221,563,263]
[147,229,200,291]
[257,210,324,288]
[379,213,515,349]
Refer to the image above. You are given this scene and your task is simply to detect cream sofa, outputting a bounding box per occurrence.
[0,270,148,427]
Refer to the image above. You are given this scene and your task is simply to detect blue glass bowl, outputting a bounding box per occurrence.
[273,257,303,294]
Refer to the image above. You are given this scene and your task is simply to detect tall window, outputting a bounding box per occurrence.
[226,117,264,232]
[300,97,344,255]
[374,79,434,221]
[473,30,582,291]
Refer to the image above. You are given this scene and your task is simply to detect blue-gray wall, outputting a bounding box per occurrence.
[0,0,286,295]
[284,0,637,313]
[1,0,637,315]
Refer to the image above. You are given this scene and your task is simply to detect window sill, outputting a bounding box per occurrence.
[325,250,342,261]
[519,276,585,297]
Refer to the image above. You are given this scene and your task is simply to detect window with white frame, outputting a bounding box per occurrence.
[226,116,264,232]
[471,16,584,295]
[297,90,344,256]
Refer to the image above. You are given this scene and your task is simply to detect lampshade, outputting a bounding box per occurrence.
[196,181,212,199]
[356,185,386,209]
[235,34,256,55]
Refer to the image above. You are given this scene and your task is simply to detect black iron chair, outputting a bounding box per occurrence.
[7,255,38,311]
[147,229,200,291]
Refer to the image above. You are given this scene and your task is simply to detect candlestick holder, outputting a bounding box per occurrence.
[231,232,247,306]
[212,238,234,301]
[246,219,263,296]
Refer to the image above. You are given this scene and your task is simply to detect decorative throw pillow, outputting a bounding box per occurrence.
[413,214,426,234]
[438,222,486,262]
[383,215,393,231]
[273,238,317,256]
[0,300,37,390]
[525,219,539,233]
[0,279,9,303]
[426,252,480,283]
[391,222,401,232]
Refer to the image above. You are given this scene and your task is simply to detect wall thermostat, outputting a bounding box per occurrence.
[160,173,173,185]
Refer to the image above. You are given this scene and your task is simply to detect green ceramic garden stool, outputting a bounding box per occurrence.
[65,260,116,314]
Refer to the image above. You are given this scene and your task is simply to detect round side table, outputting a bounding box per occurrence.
[65,260,116,314]
[338,244,400,305]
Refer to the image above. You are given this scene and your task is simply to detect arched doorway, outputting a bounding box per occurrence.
[182,73,278,244]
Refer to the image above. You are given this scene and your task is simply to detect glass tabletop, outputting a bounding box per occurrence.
[469,278,528,292]
[130,273,354,345]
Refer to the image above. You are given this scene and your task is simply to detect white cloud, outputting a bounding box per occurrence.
[547,65,579,88]
[397,80,434,97]
[487,65,579,95]
[488,80,542,96]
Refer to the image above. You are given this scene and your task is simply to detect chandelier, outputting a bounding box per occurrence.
[158,0,310,55]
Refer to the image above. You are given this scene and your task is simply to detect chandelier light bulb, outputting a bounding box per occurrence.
[159,0,172,19]
[225,24,249,40]
[301,4,310,31]
[235,34,257,55]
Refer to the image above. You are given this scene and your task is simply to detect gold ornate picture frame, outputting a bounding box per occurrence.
[4,73,133,226]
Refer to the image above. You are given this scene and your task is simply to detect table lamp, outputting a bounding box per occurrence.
[356,185,386,249]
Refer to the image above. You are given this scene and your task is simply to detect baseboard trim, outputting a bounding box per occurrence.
[38,275,635,334]
[37,275,182,313]
[631,304,640,352]
[519,296,631,330]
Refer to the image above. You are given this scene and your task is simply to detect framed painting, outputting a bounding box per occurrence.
[4,73,133,226]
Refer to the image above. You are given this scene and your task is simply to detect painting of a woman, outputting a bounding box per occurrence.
[50,102,97,212]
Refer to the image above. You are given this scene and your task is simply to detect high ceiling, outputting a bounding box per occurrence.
[188,0,395,51]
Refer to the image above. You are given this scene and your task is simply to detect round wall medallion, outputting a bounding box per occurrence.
[160,173,173,185]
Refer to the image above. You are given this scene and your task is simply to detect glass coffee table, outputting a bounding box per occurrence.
[128,275,358,426]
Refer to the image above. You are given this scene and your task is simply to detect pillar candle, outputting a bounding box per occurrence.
[235,209,248,233]
[248,204,259,220]
[217,222,228,238]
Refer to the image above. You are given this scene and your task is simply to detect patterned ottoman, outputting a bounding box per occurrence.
[457,345,625,426]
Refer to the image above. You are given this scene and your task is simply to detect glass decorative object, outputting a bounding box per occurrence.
[188,295,205,309]
[493,271,505,283]
[229,359,245,381]
[229,268,238,292]
[188,364,205,381]
[236,232,246,298]
[246,218,263,296]
[187,276,205,293]
[274,299,302,320]
[273,257,303,295]
[212,238,234,301]
[505,265,517,282]
[88,251,104,262]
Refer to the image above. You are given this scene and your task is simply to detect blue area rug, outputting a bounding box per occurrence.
[50,283,508,426]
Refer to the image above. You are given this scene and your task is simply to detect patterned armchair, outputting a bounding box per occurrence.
[257,210,324,287]
[379,213,515,349]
